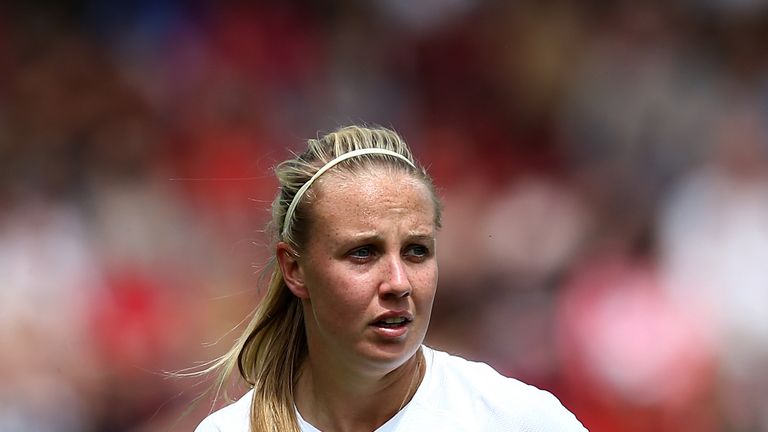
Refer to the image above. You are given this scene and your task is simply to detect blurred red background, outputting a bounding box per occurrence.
[2,1,768,431]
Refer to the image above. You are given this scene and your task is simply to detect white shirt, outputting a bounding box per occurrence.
[195,346,587,431]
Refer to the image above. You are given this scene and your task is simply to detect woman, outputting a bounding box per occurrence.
[195,126,587,431]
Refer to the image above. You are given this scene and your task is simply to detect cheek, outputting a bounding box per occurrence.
[308,265,373,320]
[416,265,439,293]
[411,266,438,313]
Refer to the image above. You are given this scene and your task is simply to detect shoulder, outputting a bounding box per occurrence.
[419,347,588,431]
[194,390,253,432]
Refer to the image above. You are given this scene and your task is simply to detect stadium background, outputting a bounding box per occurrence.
[2,1,768,431]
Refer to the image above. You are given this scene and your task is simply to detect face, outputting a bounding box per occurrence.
[283,167,438,373]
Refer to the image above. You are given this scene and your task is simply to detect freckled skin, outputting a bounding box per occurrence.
[298,168,438,374]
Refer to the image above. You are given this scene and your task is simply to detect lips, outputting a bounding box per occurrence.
[378,316,408,326]
[371,311,413,328]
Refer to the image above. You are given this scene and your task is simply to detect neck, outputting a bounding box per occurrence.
[294,349,425,432]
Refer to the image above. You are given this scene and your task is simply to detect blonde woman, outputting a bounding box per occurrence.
[195,126,587,431]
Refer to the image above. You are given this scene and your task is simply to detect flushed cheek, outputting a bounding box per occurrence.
[413,272,438,303]
[312,280,375,328]
[325,295,368,324]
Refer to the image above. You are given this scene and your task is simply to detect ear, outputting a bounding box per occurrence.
[276,242,310,299]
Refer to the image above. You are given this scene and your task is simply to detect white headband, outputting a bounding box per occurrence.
[282,148,416,239]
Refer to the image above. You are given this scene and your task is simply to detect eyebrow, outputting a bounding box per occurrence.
[341,231,435,244]
[405,233,436,244]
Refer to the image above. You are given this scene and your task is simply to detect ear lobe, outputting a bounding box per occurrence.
[276,242,310,299]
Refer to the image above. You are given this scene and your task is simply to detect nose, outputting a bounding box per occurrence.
[379,254,411,298]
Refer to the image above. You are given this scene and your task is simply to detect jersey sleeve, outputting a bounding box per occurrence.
[480,378,588,431]
[191,390,253,432]
[194,415,222,432]
[423,348,588,431]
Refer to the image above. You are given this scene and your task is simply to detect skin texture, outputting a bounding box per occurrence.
[277,167,438,431]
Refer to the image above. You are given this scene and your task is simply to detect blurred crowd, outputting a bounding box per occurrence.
[2,1,768,431]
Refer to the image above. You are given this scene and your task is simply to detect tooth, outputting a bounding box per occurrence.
[383,317,405,324]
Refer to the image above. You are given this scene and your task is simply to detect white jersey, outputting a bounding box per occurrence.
[195,346,587,431]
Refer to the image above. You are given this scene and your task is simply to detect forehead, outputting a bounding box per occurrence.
[308,168,435,232]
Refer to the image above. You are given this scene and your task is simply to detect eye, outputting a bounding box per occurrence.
[404,244,430,262]
[349,246,376,262]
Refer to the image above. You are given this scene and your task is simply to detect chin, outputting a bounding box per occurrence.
[358,338,422,371]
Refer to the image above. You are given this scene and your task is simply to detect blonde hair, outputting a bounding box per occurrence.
[201,125,441,431]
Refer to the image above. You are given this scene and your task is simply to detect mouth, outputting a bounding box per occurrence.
[371,316,412,329]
